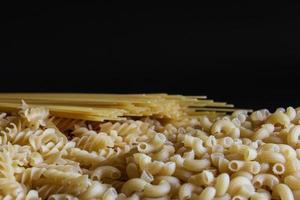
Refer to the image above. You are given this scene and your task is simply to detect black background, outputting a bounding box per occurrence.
[0,2,300,110]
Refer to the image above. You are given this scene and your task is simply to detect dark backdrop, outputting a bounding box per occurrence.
[0,2,300,110]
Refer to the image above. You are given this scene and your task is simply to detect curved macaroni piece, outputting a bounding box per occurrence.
[140,170,154,183]
[266,111,290,127]
[250,109,270,123]
[232,110,248,123]
[91,166,121,181]
[178,183,202,200]
[126,163,139,179]
[217,137,234,148]
[285,158,300,175]
[153,176,181,195]
[257,151,286,164]
[250,189,271,200]
[143,180,171,198]
[279,144,297,159]
[287,125,300,147]
[173,167,194,182]
[121,178,148,196]
[252,124,274,141]
[215,173,230,196]
[103,187,118,200]
[137,133,166,154]
[78,182,110,200]
[197,186,216,200]
[151,145,175,162]
[259,143,280,152]
[228,176,255,198]
[211,119,240,138]
[272,183,294,200]
[134,153,176,176]
[228,160,260,174]
[231,171,253,181]
[286,107,297,121]
[210,153,230,173]
[198,116,213,131]
[183,135,207,157]
[252,173,279,190]
[188,170,214,186]
[228,144,257,161]
[284,173,300,190]
[182,158,211,172]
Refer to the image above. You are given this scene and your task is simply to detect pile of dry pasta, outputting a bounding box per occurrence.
[0,94,299,200]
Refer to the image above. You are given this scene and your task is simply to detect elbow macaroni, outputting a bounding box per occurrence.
[215,173,230,196]
[272,183,294,200]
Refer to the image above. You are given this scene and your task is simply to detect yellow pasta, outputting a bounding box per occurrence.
[121,178,148,196]
[272,162,285,175]
[272,183,294,200]
[0,94,300,199]
[188,170,214,186]
[215,173,230,196]
[178,183,202,200]
[228,176,255,198]
[182,158,211,172]
[197,186,216,200]
[143,180,171,198]
[257,151,286,164]
[252,173,279,190]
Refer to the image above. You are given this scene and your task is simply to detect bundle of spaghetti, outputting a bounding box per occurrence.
[0,93,237,121]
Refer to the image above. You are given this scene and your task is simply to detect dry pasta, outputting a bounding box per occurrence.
[0,94,299,199]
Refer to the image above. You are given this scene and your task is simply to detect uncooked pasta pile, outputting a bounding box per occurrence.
[0,93,235,121]
[0,94,299,200]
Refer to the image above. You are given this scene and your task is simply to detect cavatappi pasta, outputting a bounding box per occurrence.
[0,94,299,199]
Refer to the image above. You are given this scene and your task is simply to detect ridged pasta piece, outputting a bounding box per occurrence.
[0,178,25,199]
[66,147,104,164]
[19,101,49,129]
[78,181,110,200]
[36,170,90,199]
[0,146,16,180]
[1,126,73,165]
[72,132,114,152]
[100,120,150,137]
[133,153,176,176]
[4,189,42,200]
[100,120,155,145]
[18,167,46,187]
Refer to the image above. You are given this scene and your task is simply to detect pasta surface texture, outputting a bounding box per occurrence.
[0,95,298,200]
